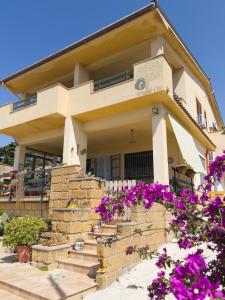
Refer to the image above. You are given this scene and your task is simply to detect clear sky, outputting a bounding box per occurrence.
[0,0,224,147]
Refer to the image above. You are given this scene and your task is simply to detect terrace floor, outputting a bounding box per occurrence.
[0,239,215,300]
[0,239,96,299]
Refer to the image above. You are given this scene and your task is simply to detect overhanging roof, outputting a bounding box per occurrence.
[0,1,223,128]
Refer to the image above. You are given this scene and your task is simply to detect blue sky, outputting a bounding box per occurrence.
[0,0,224,147]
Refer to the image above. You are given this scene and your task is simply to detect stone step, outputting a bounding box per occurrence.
[87,231,117,240]
[0,269,97,300]
[0,289,24,300]
[84,239,97,251]
[69,249,98,262]
[57,258,99,278]
[40,232,51,240]
[101,224,117,234]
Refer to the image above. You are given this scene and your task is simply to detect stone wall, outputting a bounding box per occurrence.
[32,244,71,269]
[96,203,167,288]
[0,198,49,217]
[52,208,99,244]
[49,165,104,214]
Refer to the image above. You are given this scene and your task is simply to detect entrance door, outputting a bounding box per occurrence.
[124,150,153,181]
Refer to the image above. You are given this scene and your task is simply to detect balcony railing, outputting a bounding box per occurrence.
[93,69,133,91]
[12,95,37,112]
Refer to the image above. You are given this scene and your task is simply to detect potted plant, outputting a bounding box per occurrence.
[73,237,85,251]
[3,216,47,263]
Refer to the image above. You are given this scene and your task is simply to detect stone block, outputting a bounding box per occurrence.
[87,190,103,199]
[69,189,87,199]
[51,165,81,177]
[80,180,101,189]
[51,183,69,192]
[50,191,68,200]
[32,244,70,267]
[68,181,81,190]
[97,242,116,258]
[51,175,68,184]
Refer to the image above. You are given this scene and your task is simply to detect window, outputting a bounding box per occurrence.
[199,154,207,174]
[204,111,208,129]
[111,154,120,180]
[124,151,153,180]
[196,98,202,116]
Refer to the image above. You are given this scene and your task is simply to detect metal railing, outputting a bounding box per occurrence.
[94,69,133,91]
[0,177,12,199]
[12,95,37,111]
[23,169,51,197]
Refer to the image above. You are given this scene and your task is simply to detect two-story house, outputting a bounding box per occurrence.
[0,2,224,192]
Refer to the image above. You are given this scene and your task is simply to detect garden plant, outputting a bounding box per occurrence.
[3,216,47,263]
[96,151,225,299]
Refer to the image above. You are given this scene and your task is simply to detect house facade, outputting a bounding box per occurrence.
[0,2,224,192]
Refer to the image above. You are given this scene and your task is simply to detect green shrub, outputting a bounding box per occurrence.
[0,212,10,236]
[3,216,47,248]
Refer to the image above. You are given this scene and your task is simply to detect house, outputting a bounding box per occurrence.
[0,1,224,192]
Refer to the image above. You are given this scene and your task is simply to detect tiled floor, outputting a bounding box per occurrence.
[0,241,97,300]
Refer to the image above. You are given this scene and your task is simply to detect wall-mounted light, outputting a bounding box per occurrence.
[128,129,136,144]
[152,107,159,115]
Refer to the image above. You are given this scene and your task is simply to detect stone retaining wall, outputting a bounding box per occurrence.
[49,165,104,214]
[0,198,49,217]
[96,203,168,288]
[32,243,71,269]
[52,208,99,244]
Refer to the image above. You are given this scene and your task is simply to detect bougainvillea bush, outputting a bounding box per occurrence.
[96,151,225,299]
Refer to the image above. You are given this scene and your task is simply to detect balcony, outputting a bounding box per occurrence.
[12,95,37,112]
[93,69,133,91]
[0,54,173,137]
[69,54,173,119]
[0,84,68,138]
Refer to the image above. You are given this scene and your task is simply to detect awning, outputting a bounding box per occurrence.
[168,115,205,173]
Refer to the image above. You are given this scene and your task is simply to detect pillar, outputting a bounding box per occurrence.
[13,144,26,171]
[152,106,169,184]
[74,63,89,87]
[63,117,87,171]
[151,36,164,57]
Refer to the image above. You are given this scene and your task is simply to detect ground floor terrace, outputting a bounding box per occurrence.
[10,105,208,198]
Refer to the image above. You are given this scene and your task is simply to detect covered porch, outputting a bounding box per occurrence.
[11,105,204,197]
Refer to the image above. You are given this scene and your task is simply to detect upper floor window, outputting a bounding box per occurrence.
[204,111,208,130]
[196,98,202,115]
[196,98,207,129]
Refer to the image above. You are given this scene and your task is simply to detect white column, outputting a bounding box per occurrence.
[13,144,26,171]
[63,117,87,171]
[74,63,89,87]
[152,106,169,184]
[151,36,164,57]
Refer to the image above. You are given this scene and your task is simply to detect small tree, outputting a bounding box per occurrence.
[0,142,16,166]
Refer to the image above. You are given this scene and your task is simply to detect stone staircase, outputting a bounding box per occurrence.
[0,223,118,300]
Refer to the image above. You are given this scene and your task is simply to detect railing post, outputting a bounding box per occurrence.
[15,171,25,201]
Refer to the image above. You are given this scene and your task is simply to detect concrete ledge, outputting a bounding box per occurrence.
[32,243,71,252]
[52,208,92,212]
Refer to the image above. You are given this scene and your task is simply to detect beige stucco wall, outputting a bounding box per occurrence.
[160,36,217,130]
